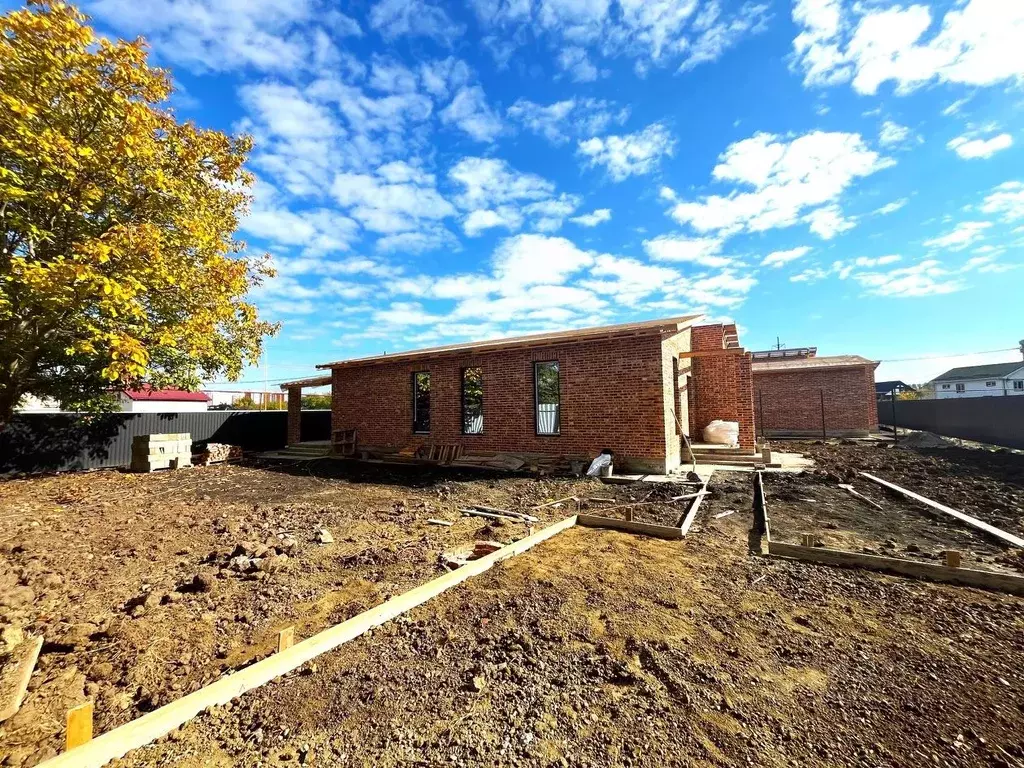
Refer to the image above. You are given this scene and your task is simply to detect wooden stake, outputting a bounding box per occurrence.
[66,702,94,750]
[277,627,295,653]
[945,551,962,568]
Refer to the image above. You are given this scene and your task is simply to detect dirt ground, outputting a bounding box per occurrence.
[1,441,1023,767]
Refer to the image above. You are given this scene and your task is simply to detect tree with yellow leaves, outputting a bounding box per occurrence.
[0,1,277,425]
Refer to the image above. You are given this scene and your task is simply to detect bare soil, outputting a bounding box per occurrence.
[763,472,1024,574]
[1,442,1023,767]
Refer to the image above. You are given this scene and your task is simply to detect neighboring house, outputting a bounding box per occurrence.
[280,316,758,473]
[752,350,879,437]
[119,387,211,412]
[929,362,1024,399]
[875,380,916,398]
[204,390,287,409]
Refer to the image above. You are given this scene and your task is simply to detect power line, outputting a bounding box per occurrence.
[876,347,1018,364]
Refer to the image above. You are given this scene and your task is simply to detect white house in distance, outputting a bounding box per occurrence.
[929,362,1024,399]
[118,387,211,412]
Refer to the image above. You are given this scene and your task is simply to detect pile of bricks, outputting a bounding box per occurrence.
[130,433,192,473]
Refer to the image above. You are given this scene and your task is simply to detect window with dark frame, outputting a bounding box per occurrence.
[534,361,560,435]
[412,371,430,433]
[462,367,484,434]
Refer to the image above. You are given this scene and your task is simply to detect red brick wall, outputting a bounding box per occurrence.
[286,386,301,445]
[686,324,756,450]
[753,364,879,436]
[330,334,679,469]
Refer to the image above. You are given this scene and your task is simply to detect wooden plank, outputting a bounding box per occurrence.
[0,635,42,722]
[460,509,527,524]
[277,627,294,653]
[767,541,1024,596]
[577,514,683,540]
[860,472,1024,548]
[530,496,577,510]
[470,505,539,523]
[679,473,713,536]
[39,516,578,768]
[677,348,745,359]
[66,702,94,750]
[754,470,771,542]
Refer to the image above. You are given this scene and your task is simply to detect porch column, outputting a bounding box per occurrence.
[286,385,302,445]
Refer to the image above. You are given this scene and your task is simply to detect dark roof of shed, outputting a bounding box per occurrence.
[315,315,703,370]
[931,362,1024,382]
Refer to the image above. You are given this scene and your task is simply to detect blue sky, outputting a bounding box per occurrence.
[27,0,1024,386]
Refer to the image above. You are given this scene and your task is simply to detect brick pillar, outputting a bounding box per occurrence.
[286,386,302,445]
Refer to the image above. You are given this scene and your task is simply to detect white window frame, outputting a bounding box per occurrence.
[955,383,965,393]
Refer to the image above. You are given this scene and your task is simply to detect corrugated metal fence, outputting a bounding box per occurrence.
[877,396,1024,449]
[0,410,332,475]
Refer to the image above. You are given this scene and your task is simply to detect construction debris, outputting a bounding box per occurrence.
[473,541,504,557]
[427,519,453,527]
[469,505,539,523]
[0,634,42,722]
[460,509,525,524]
[315,528,335,545]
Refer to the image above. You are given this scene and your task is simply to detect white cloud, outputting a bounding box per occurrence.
[791,0,1024,95]
[470,0,768,77]
[330,162,456,244]
[507,98,629,144]
[448,157,578,235]
[947,132,1013,160]
[669,130,891,238]
[643,235,731,268]
[980,181,1024,221]
[853,260,964,298]
[878,120,913,147]
[570,208,613,227]
[557,46,601,82]
[923,221,992,251]
[418,57,472,100]
[492,233,595,289]
[449,157,554,209]
[578,122,675,181]
[762,246,812,268]
[88,0,325,73]
[439,86,504,142]
[368,0,465,44]
[874,198,908,215]
[804,204,856,239]
[244,180,360,254]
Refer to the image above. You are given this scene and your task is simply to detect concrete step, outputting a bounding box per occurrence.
[283,445,331,455]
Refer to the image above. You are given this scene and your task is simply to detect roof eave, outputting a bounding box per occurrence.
[314,315,702,371]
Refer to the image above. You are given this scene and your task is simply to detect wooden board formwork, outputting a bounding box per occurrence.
[768,541,1024,596]
[577,514,683,540]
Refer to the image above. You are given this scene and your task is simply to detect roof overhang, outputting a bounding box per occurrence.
[314,314,703,371]
[279,375,332,391]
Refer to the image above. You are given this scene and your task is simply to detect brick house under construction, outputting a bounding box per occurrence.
[751,348,879,438]
[282,315,758,473]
